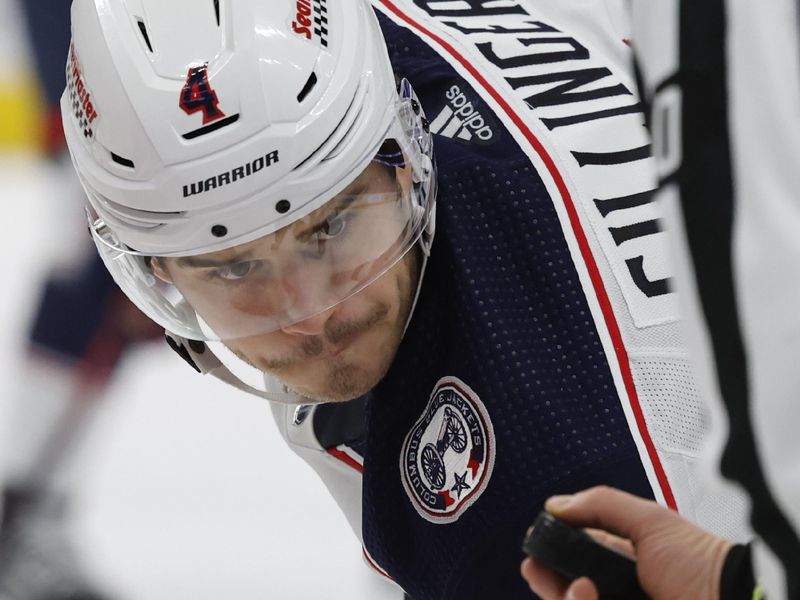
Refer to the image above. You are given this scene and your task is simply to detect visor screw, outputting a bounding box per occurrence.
[211,225,228,238]
[293,405,312,426]
[276,199,291,214]
[411,99,420,114]
[422,117,430,133]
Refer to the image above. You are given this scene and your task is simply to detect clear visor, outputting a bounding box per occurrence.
[88,85,435,341]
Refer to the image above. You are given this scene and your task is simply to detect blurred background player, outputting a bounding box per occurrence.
[0,1,159,597]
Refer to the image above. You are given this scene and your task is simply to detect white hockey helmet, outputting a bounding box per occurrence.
[63,0,436,344]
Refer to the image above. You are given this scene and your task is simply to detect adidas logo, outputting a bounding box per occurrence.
[429,84,495,144]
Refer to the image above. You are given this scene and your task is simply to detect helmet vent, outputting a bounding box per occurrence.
[213,0,220,26]
[182,113,240,140]
[293,74,367,172]
[324,96,366,161]
[111,152,136,169]
[93,191,183,231]
[297,72,318,103]
[136,20,154,53]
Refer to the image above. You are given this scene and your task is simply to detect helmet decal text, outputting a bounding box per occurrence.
[180,64,226,125]
[66,44,99,140]
[291,0,329,48]
[182,150,280,198]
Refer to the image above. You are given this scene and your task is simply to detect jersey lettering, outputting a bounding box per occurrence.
[443,20,558,35]
[397,0,677,326]
[651,84,683,184]
[416,0,527,18]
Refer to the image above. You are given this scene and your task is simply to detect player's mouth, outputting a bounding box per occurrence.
[315,334,359,362]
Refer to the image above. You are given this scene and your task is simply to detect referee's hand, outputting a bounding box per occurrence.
[520,486,733,600]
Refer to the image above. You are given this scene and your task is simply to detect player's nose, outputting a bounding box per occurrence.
[280,306,336,336]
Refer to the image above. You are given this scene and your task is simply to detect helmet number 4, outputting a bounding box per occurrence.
[180,64,226,125]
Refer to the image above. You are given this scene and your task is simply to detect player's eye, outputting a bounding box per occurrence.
[299,209,352,249]
[318,213,347,240]
[210,260,263,281]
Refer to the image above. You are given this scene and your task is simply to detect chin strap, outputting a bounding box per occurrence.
[402,196,436,336]
[164,332,303,404]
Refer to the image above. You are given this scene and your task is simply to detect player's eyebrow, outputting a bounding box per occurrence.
[176,249,255,269]
[294,193,360,240]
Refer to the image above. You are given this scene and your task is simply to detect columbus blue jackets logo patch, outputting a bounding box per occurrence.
[401,376,495,523]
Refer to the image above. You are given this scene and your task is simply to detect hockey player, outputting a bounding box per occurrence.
[62,1,751,598]
[522,1,800,599]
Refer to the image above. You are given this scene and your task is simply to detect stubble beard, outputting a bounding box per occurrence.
[236,247,422,403]
[284,304,397,403]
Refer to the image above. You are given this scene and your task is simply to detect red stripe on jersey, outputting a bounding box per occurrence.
[327,447,364,474]
[375,0,676,510]
[363,547,394,581]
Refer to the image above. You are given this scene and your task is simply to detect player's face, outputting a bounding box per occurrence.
[226,245,420,402]
[155,162,423,402]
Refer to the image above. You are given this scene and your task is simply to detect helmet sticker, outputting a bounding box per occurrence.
[291,0,329,48]
[401,376,496,524]
[181,149,280,198]
[66,44,99,140]
[179,64,226,125]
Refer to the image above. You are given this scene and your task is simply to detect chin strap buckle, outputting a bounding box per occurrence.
[164,333,205,373]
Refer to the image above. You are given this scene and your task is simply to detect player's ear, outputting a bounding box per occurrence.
[148,256,173,284]
[396,160,413,194]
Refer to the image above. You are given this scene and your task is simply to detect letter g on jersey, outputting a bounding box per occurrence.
[401,376,496,524]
